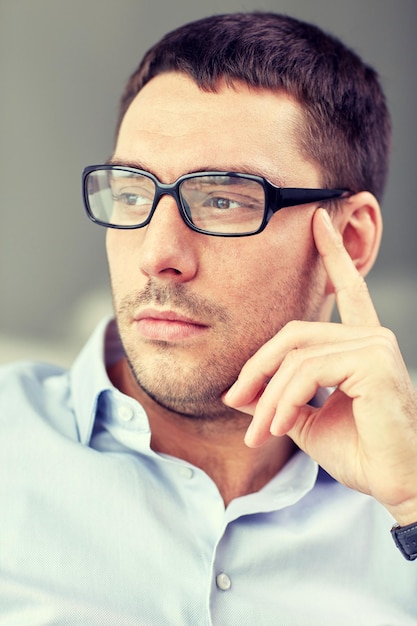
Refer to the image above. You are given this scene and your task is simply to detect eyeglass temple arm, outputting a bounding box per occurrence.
[275,188,351,210]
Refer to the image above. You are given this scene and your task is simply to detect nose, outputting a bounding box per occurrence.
[139,195,199,282]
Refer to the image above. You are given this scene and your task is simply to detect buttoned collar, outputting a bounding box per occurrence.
[68,317,322,516]
[70,317,125,445]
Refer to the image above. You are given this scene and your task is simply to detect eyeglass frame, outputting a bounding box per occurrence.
[82,164,351,237]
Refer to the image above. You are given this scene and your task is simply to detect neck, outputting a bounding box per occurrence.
[109,359,296,506]
[151,409,296,506]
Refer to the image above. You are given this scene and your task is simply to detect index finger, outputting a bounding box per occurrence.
[313,208,380,327]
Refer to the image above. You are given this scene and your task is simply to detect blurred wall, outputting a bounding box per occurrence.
[0,0,416,367]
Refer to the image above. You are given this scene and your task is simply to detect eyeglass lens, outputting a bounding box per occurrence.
[85,169,266,235]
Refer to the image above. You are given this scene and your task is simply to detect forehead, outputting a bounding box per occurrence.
[114,72,320,187]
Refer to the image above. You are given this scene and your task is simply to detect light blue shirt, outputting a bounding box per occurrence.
[0,318,416,625]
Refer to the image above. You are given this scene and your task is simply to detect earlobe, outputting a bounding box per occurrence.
[334,191,383,278]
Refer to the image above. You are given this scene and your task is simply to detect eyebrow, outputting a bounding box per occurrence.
[107,157,286,187]
[107,157,153,171]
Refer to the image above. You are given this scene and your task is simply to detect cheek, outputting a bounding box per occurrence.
[210,222,323,329]
[215,218,313,295]
[106,231,144,296]
[199,252,268,325]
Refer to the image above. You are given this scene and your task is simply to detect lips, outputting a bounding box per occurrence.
[133,308,208,341]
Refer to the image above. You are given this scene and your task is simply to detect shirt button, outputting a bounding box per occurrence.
[117,405,134,422]
[216,572,232,591]
[178,466,194,479]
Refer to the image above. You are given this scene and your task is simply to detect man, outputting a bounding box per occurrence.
[1,11,416,625]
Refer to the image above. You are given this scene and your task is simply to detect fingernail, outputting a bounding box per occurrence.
[224,383,237,403]
[270,410,283,436]
[270,414,279,436]
[320,208,333,228]
[244,420,255,444]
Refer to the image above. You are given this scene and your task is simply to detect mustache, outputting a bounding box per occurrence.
[117,281,229,323]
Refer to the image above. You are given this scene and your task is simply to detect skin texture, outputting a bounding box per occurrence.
[108,80,327,396]
[107,72,417,517]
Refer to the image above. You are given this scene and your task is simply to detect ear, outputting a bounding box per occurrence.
[331,191,383,278]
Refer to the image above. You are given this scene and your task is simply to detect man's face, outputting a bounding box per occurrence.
[107,73,330,419]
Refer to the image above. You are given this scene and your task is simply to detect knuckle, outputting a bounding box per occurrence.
[356,275,370,296]
[378,326,397,346]
[281,347,301,372]
[365,328,400,366]
[372,327,399,357]
[338,273,369,299]
[282,319,302,335]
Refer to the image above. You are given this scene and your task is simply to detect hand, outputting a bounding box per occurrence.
[224,208,417,525]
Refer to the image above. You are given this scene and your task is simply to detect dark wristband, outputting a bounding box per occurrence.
[391,522,417,561]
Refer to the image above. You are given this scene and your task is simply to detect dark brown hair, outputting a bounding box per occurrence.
[117,12,391,200]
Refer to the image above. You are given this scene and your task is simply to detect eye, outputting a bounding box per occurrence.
[110,174,155,210]
[203,192,261,211]
[113,192,150,207]
[205,196,243,210]
[110,187,153,225]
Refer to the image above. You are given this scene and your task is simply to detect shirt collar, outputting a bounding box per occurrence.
[68,318,326,500]
[69,316,122,445]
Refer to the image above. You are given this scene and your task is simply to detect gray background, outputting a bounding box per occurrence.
[0,0,416,369]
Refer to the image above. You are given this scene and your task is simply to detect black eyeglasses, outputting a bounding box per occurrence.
[82,165,350,237]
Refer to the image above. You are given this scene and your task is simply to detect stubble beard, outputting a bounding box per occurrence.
[113,256,323,422]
